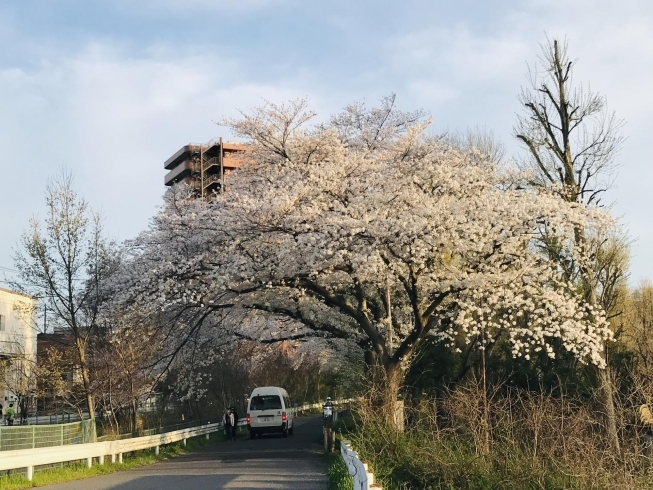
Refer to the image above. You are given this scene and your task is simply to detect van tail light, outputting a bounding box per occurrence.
[281,412,287,421]
[246,414,251,423]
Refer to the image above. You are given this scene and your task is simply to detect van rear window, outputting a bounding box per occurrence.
[250,395,282,410]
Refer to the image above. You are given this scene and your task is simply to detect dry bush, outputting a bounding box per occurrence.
[348,379,653,489]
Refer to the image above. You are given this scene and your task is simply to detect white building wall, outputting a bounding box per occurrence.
[0,287,38,407]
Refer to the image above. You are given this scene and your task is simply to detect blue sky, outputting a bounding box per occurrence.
[1,0,652,285]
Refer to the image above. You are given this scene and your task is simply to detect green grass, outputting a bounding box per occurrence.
[0,427,246,490]
[347,423,604,490]
[326,450,353,490]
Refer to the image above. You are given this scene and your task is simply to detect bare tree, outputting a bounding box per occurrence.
[12,171,117,420]
[514,37,626,454]
[515,38,624,205]
[104,315,161,432]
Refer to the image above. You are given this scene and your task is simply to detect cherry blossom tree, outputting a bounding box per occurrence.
[115,96,613,407]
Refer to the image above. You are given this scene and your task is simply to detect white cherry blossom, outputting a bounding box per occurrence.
[111,96,614,399]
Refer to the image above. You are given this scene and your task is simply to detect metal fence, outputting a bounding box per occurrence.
[97,416,256,443]
[0,419,96,451]
[97,419,214,442]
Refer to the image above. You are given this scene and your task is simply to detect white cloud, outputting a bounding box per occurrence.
[0,42,314,268]
[110,0,290,15]
[390,27,530,84]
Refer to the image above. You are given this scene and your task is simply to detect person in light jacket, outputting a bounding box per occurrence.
[223,409,234,441]
[4,404,15,426]
[230,407,239,440]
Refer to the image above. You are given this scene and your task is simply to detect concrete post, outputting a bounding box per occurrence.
[366,471,374,485]
[98,455,104,465]
[183,438,187,447]
[155,445,159,455]
[118,453,123,464]
[111,454,116,464]
[26,466,33,481]
[86,457,92,468]
[205,433,209,440]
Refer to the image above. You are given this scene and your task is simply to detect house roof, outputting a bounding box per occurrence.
[0,286,36,300]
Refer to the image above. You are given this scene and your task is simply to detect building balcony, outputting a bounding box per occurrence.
[164,145,201,170]
[164,159,196,186]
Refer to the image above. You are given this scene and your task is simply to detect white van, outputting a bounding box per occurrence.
[246,386,294,438]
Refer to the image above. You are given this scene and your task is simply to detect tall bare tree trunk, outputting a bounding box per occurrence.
[599,358,620,455]
[515,38,625,457]
[480,339,490,455]
[76,340,96,420]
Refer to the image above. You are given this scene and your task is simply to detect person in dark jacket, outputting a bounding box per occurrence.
[230,407,238,440]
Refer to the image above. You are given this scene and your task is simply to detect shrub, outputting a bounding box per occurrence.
[346,381,653,490]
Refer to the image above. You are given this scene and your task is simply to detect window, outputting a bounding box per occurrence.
[250,395,282,411]
[0,314,4,332]
[283,396,293,409]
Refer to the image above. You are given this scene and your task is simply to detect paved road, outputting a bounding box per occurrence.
[41,415,328,490]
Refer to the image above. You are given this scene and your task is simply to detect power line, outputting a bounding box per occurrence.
[0,266,18,273]
[0,280,31,288]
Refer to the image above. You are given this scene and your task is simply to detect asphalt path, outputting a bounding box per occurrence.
[40,415,328,490]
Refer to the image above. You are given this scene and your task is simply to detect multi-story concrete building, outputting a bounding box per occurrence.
[0,287,37,409]
[163,138,248,197]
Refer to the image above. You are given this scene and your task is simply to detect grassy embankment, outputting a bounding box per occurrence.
[331,389,653,490]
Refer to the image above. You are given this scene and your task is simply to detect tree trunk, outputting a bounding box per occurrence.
[128,374,138,432]
[75,339,95,419]
[584,275,620,456]
[131,399,138,433]
[384,362,405,431]
[598,362,621,455]
[480,341,490,455]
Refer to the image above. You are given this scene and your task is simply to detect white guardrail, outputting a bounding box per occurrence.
[0,421,221,481]
[0,400,350,482]
[340,440,382,490]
